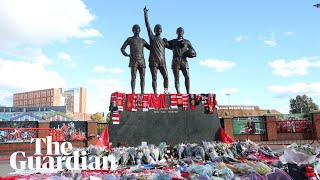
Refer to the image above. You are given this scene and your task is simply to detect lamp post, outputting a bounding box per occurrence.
[225,93,231,116]
[226,93,231,105]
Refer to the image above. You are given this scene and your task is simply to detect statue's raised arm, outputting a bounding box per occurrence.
[144,6,153,37]
[143,6,169,94]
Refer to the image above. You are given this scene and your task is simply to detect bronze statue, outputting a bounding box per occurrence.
[144,6,169,94]
[121,24,150,94]
[167,27,196,94]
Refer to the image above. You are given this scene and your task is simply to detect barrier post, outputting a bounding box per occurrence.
[87,121,98,146]
[311,110,320,142]
[221,116,235,140]
[265,115,277,141]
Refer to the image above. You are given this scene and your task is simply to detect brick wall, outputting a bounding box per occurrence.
[0,121,100,159]
[222,117,234,140]
[265,115,277,140]
[223,116,265,141]
[87,121,98,146]
[312,110,320,140]
[221,111,320,142]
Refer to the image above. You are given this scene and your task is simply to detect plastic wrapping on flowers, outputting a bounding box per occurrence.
[5,140,320,180]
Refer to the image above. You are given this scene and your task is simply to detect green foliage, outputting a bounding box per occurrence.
[91,112,104,122]
[289,94,319,114]
[43,112,74,120]
[106,112,110,123]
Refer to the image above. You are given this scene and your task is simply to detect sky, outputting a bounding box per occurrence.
[0,0,320,114]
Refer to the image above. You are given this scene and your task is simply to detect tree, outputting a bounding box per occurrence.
[90,112,104,122]
[289,94,319,114]
[106,112,111,123]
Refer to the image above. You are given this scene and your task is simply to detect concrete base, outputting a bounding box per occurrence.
[109,94,221,146]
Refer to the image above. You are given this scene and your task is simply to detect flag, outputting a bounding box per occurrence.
[96,125,110,150]
[219,127,234,143]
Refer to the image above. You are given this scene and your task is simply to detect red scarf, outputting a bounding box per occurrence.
[177,94,183,106]
[112,111,120,124]
[142,94,149,111]
[160,94,167,108]
[126,94,137,111]
[170,94,178,109]
[208,93,215,114]
[149,94,166,109]
[136,94,144,110]
[189,94,197,110]
[182,94,188,110]
[117,92,125,112]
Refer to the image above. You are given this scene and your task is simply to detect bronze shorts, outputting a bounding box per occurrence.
[129,59,146,68]
[171,58,189,69]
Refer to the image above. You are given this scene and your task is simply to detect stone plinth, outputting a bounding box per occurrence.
[109,95,221,146]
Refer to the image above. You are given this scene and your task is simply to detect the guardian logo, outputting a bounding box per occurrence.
[10,136,116,171]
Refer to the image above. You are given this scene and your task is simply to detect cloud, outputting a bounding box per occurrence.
[93,66,124,73]
[0,0,101,68]
[268,82,320,98]
[264,40,276,47]
[0,58,65,105]
[263,33,277,47]
[284,32,295,36]
[199,59,236,72]
[234,35,248,43]
[0,0,101,47]
[246,99,254,104]
[87,79,124,91]
[0,90,13,106]
[58,52,72,62]
[106,67,124,73]
[269,57,320,77]
[26,48,53,65]
[1,47,52,65]
[277,104,290,114]
[83,40,96,45]
[221,88,239,95]
[86,78,126,113]
[93,66,107,73]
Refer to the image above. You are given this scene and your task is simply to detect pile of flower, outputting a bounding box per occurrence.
[5,140,320,180]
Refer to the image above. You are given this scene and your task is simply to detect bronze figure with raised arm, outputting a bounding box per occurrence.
[144,6,169,94]
[121,24,150,94]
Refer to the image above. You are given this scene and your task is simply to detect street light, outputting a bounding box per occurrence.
[226,93,231,105]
